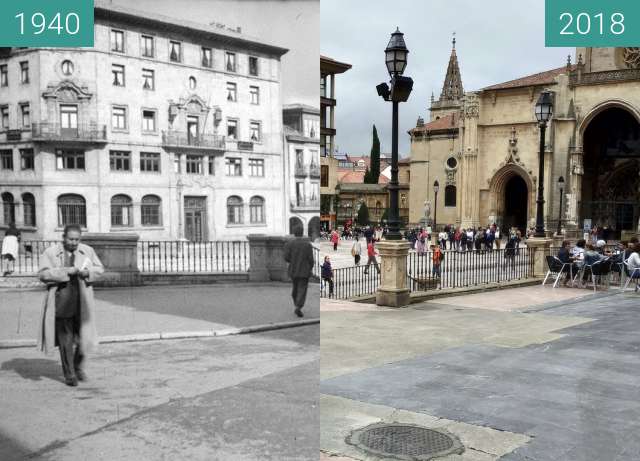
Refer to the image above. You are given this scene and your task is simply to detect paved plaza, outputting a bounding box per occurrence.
[320,285,640,460]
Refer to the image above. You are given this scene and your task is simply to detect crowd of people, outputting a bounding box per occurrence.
[404,224,523,254]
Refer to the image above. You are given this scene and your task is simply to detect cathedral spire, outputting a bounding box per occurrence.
[439,33,464,103]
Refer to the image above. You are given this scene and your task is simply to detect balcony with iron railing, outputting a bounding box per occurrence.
[310,164,320,178]
[291,199,320,211]
[31,123,107,143]
[295,164,307,177]
[162,130,225,151]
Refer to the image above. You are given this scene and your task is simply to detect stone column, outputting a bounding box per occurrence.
[376,240,410,308]
[248,234,295,282]
[526,237,552,278]
[81,233,142,286]
[248,234,270,282]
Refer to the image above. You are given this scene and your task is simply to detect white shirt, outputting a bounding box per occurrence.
[628,252,640,271]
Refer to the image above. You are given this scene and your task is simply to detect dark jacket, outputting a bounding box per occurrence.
[557,247,570,264]
[283,237,314,279]
[321,261,333,279]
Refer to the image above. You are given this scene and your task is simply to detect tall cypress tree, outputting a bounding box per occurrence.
[365,124,381,184]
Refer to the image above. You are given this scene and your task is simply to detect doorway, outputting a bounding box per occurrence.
[503,175,528,233]
[187,116,199,146]
[184,196,207,241]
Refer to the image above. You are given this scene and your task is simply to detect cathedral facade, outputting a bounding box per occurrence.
[409,44,640,240]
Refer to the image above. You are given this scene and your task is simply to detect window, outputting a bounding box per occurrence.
[227,82,237,102]
[140,152,160,172]
[321,165,329,187]
[2,193,15,225]
[112,106,127,130]
[169,41,181,62]
[226,52,236,72]
[227,119,238,140]
[20,61,29,84]
[310,182,319,203]
[142,69,154,90]
[295,149,304,170]
[250,196,265,224]
[57,194,86,227]
[141,35,154,57]
[141,195,161,226]
[186,155,203,174]
[56,150,84,170]
[112,64,125,86]
[20,148,34,170]
[20,104,30,128]
[60,105,78,129]
[0,64,7,86]
[249,121,261,142]
[174,154,181,173]
[446,157,458,169]
[227,196,243,224]
[249,158,264,177]
[142,110,156,132]
[189,76,197,90]
[444,185,457,207]
[249,56,258,76]
[110,151,131,171]
[225,157,241,176]
[110,29,125,52]
[296,182,304,206]
[202,47,212,68]
[111,194,132,227]
[249,86,259,105]
[22,193,35,227]
[0,150,12,170]
[0,106,7,129]
[208,156,215,175]
[61,60,74,76]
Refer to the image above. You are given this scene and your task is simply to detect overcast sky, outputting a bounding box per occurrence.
[321,0,572,156]
[111,0,318,107]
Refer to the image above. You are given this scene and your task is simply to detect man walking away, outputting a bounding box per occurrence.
[363,240,380,275]
[38,225,103,387]
[351,237,362,265]
[321,256,334,297]
[283,227,315,317]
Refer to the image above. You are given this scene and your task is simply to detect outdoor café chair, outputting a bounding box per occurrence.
[580,258,612,293]
[622,260,640,293]
[542,255,572,288]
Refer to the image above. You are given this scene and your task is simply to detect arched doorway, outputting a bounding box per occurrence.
[503,175,528,232]
[289,217,304,236]
[581,107,640,239]
[308,216,320,240]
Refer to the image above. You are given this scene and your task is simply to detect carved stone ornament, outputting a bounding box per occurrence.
[623,48,640,69]
[445,170,456,186]
[486,127,535,186]
[570,152,584,176]
[42,80,92,101]
[462,93,479,118]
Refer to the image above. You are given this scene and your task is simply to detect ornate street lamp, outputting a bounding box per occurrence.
[377,28,413,240]
[534,90,553,237]
[433,180,440,233]
[556,176,565,236]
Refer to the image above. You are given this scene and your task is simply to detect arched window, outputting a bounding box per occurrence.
[227,196,243,224]
[2,192,14,225]
[141,195,161,226]
[249,196,265,224]
[57,194,86,227]
[111,194,133,227]
[444,185,457,207]
[22,193,35,227]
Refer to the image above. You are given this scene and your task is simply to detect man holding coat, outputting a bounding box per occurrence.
[38,225,103,387]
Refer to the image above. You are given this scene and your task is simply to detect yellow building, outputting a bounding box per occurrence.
[410,43,640,240]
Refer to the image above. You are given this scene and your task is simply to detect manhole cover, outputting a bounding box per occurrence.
[346,422,464,461]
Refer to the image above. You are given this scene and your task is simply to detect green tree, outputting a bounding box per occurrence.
[357,203,370,226]
[364,125,380,184]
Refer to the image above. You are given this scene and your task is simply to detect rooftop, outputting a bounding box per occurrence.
[482,65,575,91]
[321,55,352,74]
[410,113,458,134]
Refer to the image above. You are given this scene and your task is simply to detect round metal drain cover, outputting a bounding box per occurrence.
[346,422,464,460]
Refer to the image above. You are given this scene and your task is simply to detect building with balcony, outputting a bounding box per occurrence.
[283,104,320,238]
[320,55,351,231]
[0,0,288,241]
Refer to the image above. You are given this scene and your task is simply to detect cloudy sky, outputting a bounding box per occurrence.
[321,0,572,156]
[111,0,318,107]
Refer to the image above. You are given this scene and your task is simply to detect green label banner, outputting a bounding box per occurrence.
[0,0,94,47]
[546,0,640,46]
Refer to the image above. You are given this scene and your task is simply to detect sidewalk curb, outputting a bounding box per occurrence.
[0,318,319,349]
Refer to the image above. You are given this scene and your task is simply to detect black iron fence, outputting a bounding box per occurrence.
[320,263,381,299]
[1,240,59,275]
[138,241,249,273]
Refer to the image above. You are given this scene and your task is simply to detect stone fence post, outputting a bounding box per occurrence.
[247,234,294,282]
[81,233,142,286]
[526,237,552,278]
[376,240,411,308]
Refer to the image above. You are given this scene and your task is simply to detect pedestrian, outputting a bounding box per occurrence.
[351,236,362,265]
[415,228,427,255]
[466,228,474,252]
[363,239,380,275]
[460,228,468,252]
[495,226,501,250]
[321,256,334,297]
[431,243,444,278]
[364,225,374,243]
[2,222,20,276]
[330,229,339,251]
[283,226,315,317]
[37,224,104,387]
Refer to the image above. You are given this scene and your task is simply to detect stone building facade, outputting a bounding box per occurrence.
[0,1,288,241]
[410,43,640,240]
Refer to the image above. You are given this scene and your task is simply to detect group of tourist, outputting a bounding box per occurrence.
[405,224,524,254]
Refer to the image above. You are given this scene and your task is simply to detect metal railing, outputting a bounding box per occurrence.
[31,123,107,142]
[320,264,381,299]
[1,240,59,275]
[162,131,225,149]
[312,245,320,279]
[138,240,249,273]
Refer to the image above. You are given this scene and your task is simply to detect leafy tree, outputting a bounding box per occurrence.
[364,125,380,184]
[357,203,370,226]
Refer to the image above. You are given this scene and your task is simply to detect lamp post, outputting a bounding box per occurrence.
[376,27,413,240]
[534,90,553,237]
[556,176,565,236]
[433,180,440,233]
